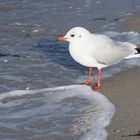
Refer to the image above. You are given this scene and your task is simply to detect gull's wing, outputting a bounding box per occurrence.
[91,34,137,66]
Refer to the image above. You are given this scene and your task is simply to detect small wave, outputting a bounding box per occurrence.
[0,85,115,140]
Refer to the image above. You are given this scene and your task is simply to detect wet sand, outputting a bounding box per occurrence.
[120,13,140,33]
[101,67,140,140]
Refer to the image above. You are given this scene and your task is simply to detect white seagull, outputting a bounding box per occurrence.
[58,27,140,90]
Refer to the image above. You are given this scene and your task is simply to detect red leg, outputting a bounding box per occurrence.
[92,69,101,91]
[85,67,93,85]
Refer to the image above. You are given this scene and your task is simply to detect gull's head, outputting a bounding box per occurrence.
[58,27,91,43]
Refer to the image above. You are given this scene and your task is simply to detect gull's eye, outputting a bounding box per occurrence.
[71,34,75,37]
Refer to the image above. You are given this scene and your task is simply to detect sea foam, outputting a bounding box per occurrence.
[0,85,115,140]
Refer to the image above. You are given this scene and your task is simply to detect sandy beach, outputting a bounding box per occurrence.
[103,12,140,140]
[100,66,140,140]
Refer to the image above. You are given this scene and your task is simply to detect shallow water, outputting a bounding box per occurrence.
[0,85,115,140]
[0,0,140,140]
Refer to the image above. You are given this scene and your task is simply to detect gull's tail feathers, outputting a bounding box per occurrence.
[135,47,140,54]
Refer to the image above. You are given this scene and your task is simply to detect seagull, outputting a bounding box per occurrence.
[58,27,140,90]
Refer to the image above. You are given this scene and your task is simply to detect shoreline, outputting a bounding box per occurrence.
[100,66,140,140]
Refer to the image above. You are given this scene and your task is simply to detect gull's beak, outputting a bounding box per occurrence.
[58,36,67,41]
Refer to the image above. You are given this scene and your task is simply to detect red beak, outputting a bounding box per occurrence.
[58,36,67,41]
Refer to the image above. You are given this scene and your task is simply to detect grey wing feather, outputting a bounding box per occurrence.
[92,35,137,65]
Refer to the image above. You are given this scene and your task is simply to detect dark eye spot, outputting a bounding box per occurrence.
[71,34,75,37]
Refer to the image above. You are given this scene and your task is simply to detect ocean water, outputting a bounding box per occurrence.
[0,0,140,139]
[0,85,115,140]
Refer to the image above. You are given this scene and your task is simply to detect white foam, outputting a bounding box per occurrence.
[125,54,140,59]
[104,31,140,45]
[0,85,115,140]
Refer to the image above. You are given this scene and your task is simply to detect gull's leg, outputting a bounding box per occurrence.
[92,69,101,91]
[85,67,93,85]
